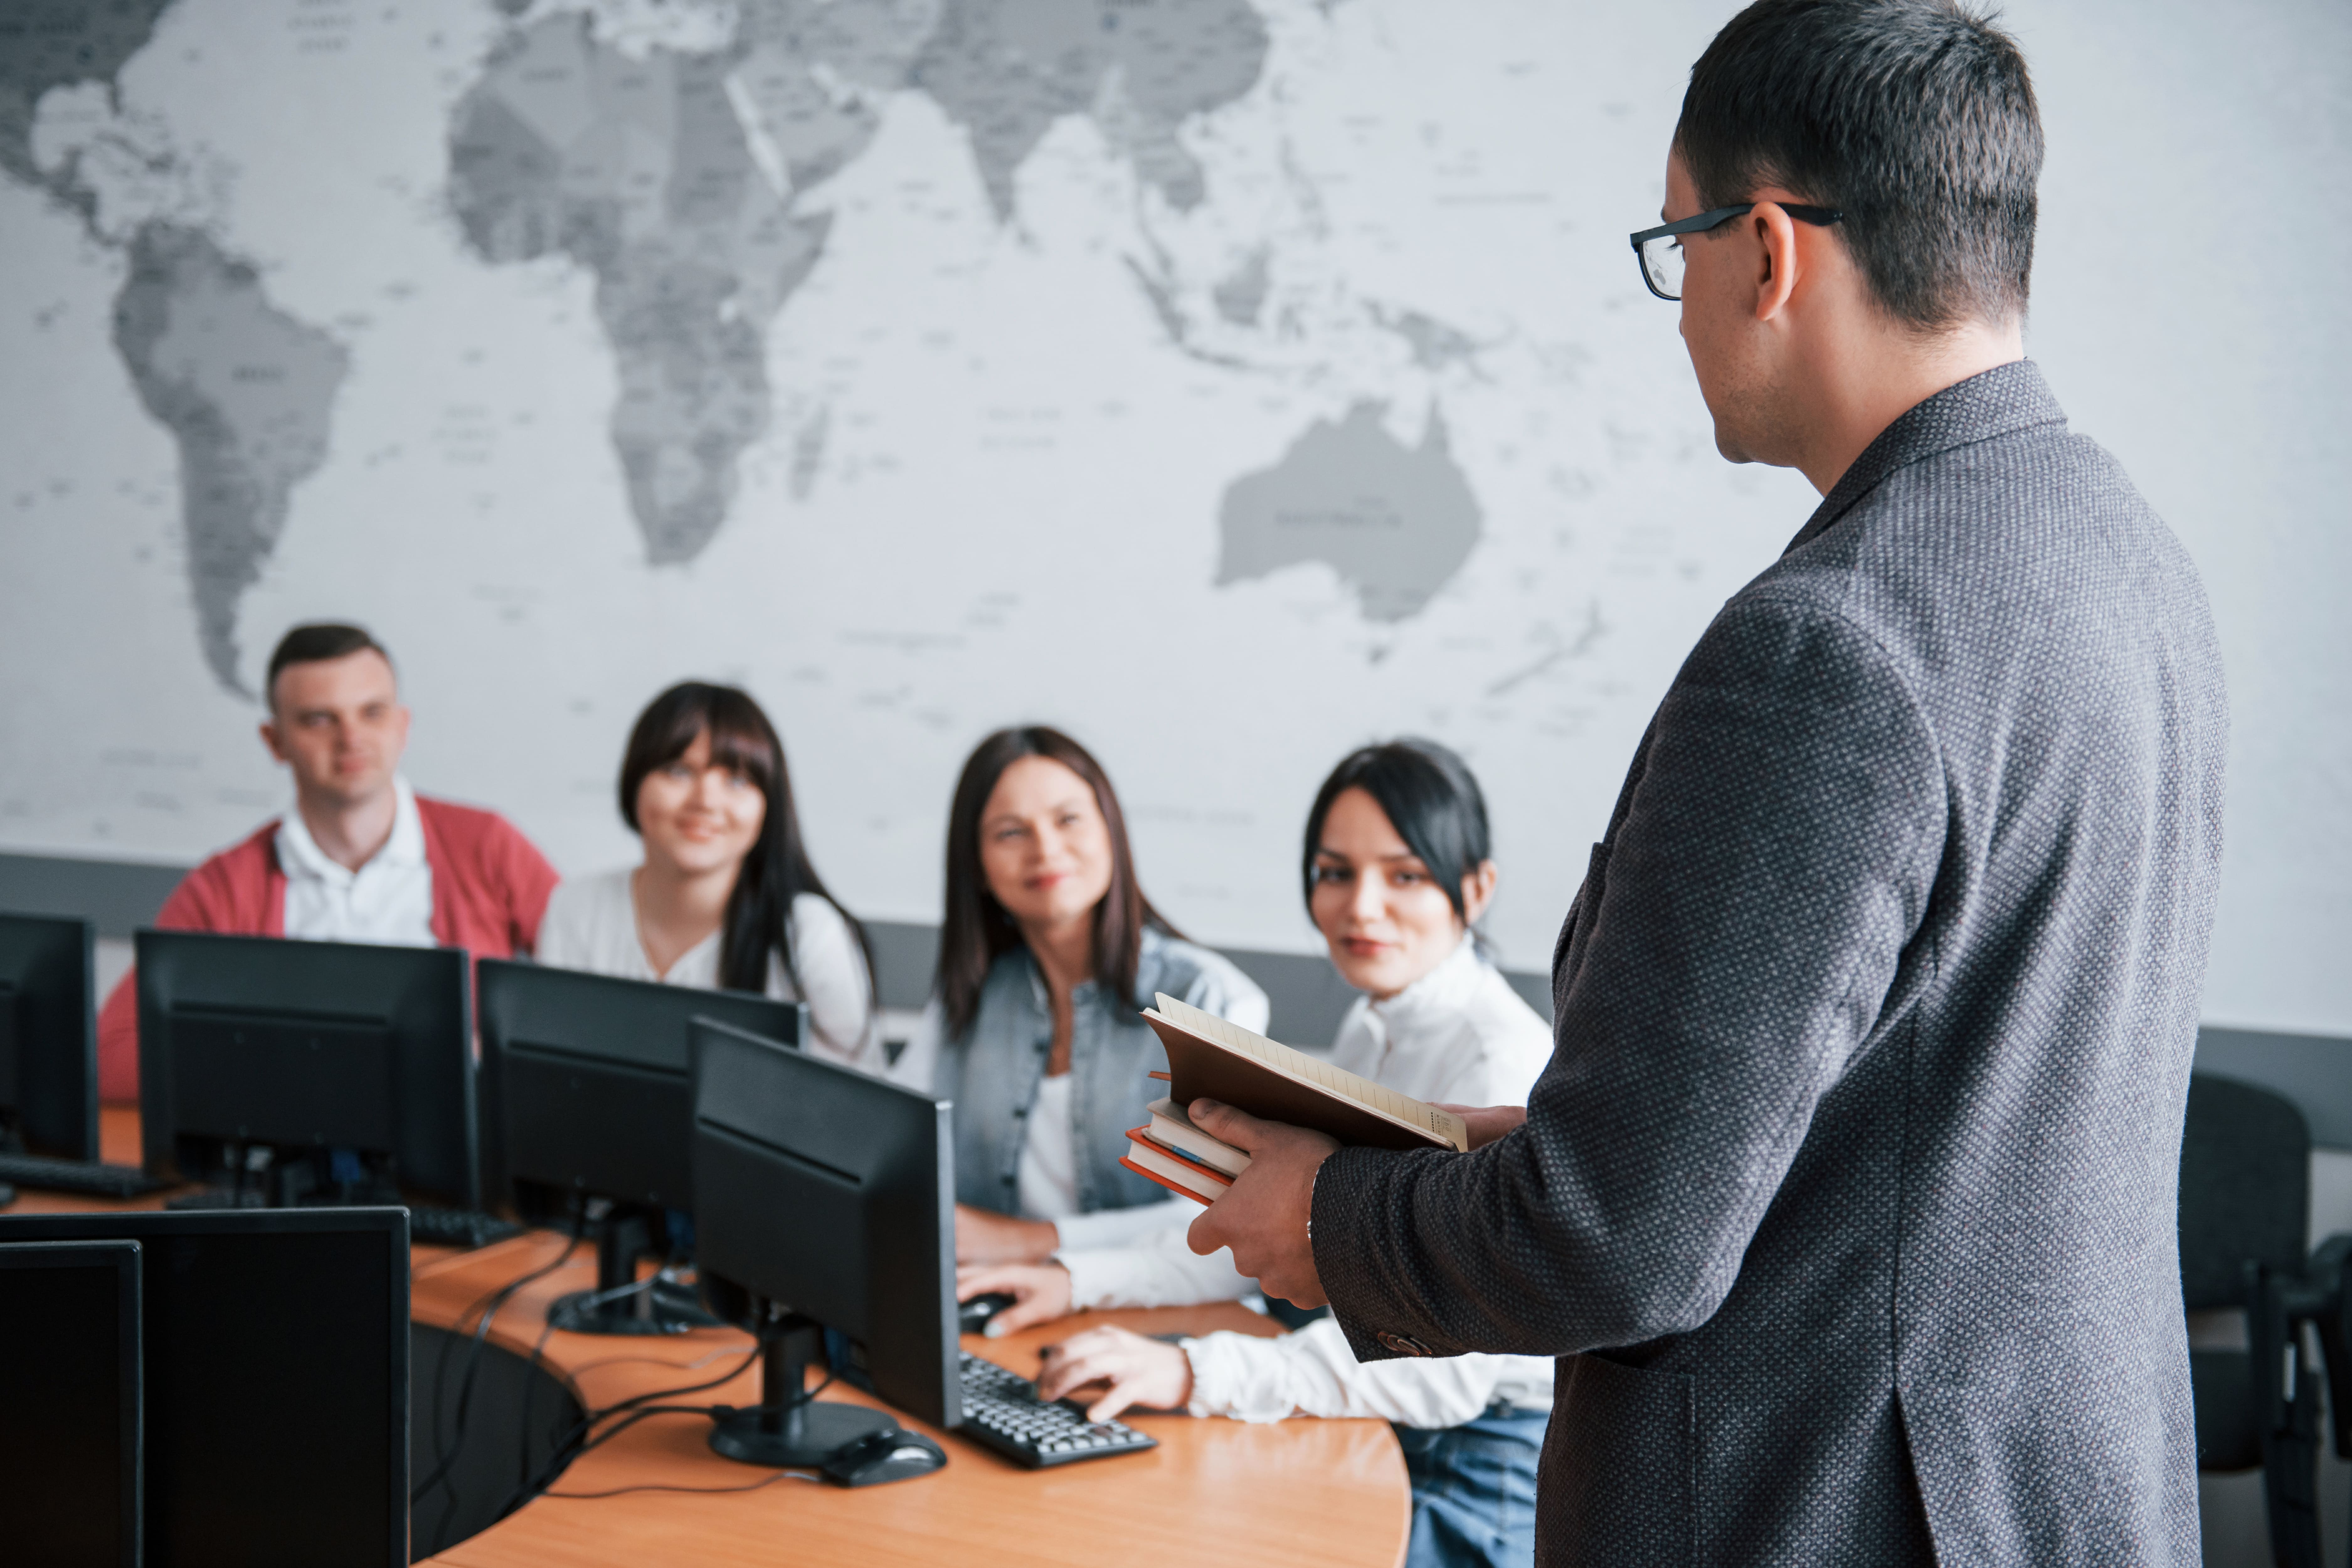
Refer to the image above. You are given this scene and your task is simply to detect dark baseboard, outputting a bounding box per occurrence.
[0,850,1548,1044]
[10,852,2339,1138]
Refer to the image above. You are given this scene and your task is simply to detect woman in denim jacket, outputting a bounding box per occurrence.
[887,725,1268,1266]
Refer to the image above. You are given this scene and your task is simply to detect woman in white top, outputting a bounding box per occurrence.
[886,725,1268,1271]
[537,682,877,1064]
[973,740,1555,1568]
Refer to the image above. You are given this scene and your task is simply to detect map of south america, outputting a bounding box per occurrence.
[4,0,351,693]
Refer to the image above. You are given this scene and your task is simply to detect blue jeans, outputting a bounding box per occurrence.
[1393,1405,1548,1568]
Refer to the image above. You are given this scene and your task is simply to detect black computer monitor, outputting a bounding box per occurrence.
[0,1207,408,1566]
[0,1238,141,1566]
[476,958,804,1335]
[689,1016,957,1467]
[136,929,476,1206]
[0,912,99,1161]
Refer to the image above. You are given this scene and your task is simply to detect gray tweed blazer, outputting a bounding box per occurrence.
[1312,362,2226,1565]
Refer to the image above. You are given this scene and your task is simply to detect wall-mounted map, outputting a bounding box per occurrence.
[0,0,1813,964]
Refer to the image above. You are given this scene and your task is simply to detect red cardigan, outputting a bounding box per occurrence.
[95,796,560,1102]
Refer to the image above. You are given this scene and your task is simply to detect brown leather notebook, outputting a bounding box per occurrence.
[1142,993,1467,1154]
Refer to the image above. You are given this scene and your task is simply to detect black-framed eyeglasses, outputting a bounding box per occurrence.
[1629,203,1844,301]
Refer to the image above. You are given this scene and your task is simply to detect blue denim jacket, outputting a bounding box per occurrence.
[935,928,1268,1216]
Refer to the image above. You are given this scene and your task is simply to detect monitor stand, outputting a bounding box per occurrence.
[708,1311,895,1468]
[547,1206,718,1337]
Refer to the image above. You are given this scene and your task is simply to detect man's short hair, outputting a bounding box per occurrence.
[1676,0,2042,331]
[265,623,393,705]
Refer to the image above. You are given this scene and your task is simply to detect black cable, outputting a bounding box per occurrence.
[542,1470,819,1501]
[410,1216,585,1540]
[494,1347,771,1522]
[412,1224,582,1502]
[509,1239,706,1511]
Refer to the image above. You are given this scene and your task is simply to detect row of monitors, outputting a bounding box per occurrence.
[0,1006,960,1565]
[0,912,797,1218]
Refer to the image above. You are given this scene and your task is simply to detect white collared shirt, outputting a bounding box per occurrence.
[1060,936,1562,1427]
[275,776,437,947]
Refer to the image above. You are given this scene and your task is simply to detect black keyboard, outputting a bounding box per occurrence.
[405,1206,527,1250]
[0,1151,174,1198]
[954,1350,1157,1468]
[159,1187,524,1250]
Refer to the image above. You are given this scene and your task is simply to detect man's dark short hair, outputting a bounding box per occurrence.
[1676,0,2042,331]
[265,623,392,705]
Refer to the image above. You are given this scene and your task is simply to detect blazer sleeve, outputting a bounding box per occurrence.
[95,863,244,1104]
[1311,594,1946,1359]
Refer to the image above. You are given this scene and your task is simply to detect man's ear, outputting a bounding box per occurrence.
[1749,201,1802,323]
[1461,860,1499,926]
[258,718,287,765]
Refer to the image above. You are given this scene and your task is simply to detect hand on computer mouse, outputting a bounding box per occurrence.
[956,1262,1072,1336]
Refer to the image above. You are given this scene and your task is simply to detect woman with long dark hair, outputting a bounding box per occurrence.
[536,681,877,1063]
[890,725,1268,1266]
[974,740,1555,1568]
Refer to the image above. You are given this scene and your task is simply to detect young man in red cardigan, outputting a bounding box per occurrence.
[96,623,560,1100]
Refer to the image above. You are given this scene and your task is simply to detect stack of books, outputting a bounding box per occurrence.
[1119,993,1468,1204]
[1121,1097,1251,1205]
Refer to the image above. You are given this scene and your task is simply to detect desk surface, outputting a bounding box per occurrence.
[6,1109,1410,1567]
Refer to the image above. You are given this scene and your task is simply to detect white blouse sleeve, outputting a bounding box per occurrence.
[532,878,589,970]
[1182,1317,1509,1428]
[1059,1220,1258,1310]
[783,895,881,1070]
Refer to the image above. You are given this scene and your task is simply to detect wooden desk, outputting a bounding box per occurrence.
[6,1109,1410,1567]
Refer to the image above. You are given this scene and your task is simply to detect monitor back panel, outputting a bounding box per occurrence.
[691,1020,958,1428]
[476,959,803,1213]
[0,912,99,1159]
[0,1239,141,1567]
[136,930,473,1202]
[0,1208,410,1568]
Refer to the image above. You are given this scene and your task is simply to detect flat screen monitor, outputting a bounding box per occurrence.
[0,912,99,1160]
[0,1207,409,1568]
[476,959,801,1332]
[136,930,475,1205]
[691,1016,957,1463]
[0,1238,142,1566]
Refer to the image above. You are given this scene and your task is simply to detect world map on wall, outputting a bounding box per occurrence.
[0,0,1806,965]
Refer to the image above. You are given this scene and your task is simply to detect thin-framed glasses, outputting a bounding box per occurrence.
[1629,202,1844,301]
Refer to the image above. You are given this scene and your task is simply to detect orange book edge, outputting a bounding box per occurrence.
[1124,1126,1237,1188]
[1119,1155,1218,1205]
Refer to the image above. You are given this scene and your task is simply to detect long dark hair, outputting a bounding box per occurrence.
[617,682,872,999]
[1302,739,1494,926]
[935,725,1177,1039]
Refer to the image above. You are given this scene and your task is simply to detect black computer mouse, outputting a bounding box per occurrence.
[959,1290,1017,1335]
[819,1427,947,1488]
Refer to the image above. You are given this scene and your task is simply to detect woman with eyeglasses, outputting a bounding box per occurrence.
[962,739,1554,1568]
[535,681,878,1063]
[890,725,1270,1266]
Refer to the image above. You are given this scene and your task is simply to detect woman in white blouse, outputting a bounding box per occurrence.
[536,682,877,1063]
[966,739,1554,1568]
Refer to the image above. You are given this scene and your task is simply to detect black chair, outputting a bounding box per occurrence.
[2180,1071,2323,1566]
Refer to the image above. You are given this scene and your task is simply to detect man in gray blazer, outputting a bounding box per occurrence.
[1187,3,2226,1562]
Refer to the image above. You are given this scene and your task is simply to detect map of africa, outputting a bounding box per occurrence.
[0,0,1814,965]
